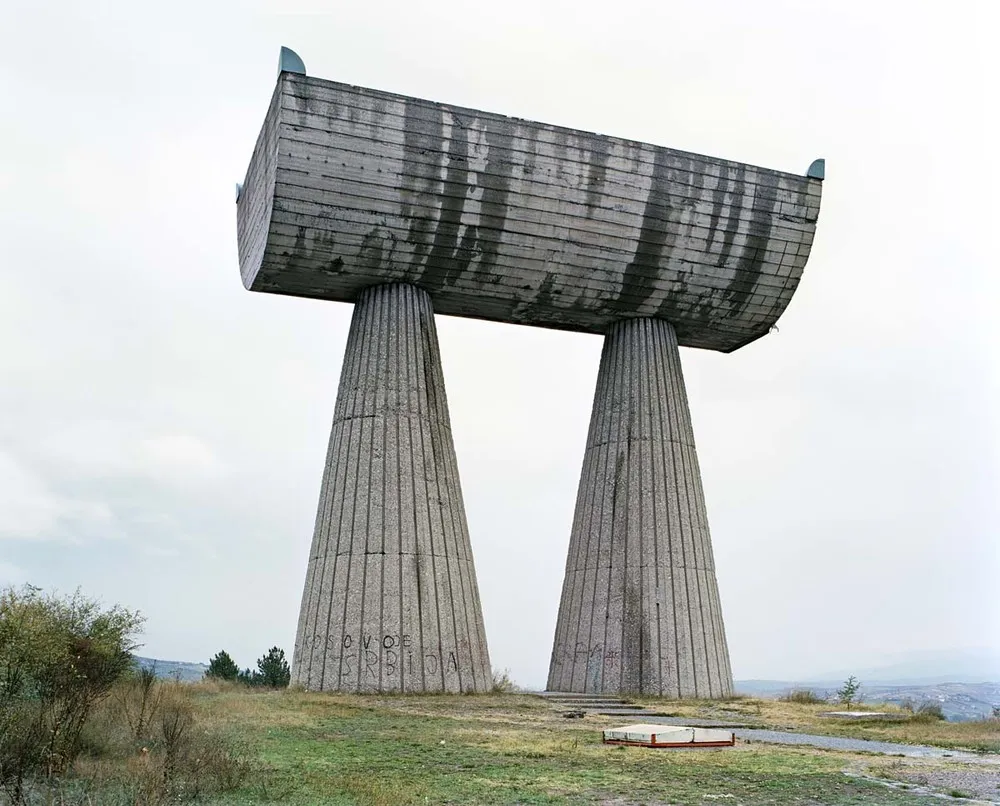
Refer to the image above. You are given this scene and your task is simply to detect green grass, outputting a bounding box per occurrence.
[187,688,946,805]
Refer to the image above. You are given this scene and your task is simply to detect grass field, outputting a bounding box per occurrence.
[174,686,994,805]
[23,685,999,805]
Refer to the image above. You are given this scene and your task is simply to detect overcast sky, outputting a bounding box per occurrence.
[1,0,997,687]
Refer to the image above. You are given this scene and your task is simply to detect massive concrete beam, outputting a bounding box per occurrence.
[548,317,733,697]
[292,283,492,692]
[236,70,822,353]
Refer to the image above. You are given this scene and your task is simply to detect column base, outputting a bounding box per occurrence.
[292,283,492,693]
[548,318,733,698]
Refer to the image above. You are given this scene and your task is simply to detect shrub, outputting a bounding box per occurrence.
[781,689,824,704]
[0,585,143,801]
[116,665,163,741]
[912,701,946,722]
[205,650,240,682]
[36,680,255,803]
[491,669,518,693]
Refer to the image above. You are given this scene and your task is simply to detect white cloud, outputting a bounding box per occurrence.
[37,424,227,487]
[0,452,63,537]
[138,434,227,485]
[0,452,114,541]
[0,561,29,586]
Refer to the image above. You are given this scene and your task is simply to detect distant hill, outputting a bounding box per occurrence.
[134,656,207,683]
[735,679,1000,722]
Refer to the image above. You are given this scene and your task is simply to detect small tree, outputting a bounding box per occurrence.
[205,650,240,682]
[836,675,861,707]
[255,647,290,689]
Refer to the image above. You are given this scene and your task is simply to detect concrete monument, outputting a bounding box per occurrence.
[235,48,823,695]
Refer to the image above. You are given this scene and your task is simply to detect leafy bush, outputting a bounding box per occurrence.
[781,689,825,704]
[0,585,143,802]
[0,586,253,803]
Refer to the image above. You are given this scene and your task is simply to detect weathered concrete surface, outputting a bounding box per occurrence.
[291,283,491,692]
[237,72,823,352]
[548,318,732,697]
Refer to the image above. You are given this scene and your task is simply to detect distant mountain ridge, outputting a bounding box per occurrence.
[734,649,1000,721]
[135,656,207,683]
[734,676,1000,722]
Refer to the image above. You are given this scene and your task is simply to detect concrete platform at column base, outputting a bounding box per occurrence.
[602,724,736,749]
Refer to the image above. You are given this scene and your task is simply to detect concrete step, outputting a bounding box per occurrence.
[548,699,631,706]
[540,695,632,703]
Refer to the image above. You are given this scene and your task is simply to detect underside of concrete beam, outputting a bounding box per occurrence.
[548,318,733,697]
[292,283,492,692]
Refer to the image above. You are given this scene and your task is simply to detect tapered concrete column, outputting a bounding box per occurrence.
[292,283,491,692]
[548,318,733,697]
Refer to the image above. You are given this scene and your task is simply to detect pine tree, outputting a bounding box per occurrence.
[255,647,291,688]
[237,667,259,686]
[836,675,861,707]
[205,650,240,682]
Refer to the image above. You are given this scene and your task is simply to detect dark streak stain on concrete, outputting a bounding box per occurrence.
[358,227,386,271]
[584,138,612,218]
[715,164,746,269]
[476,121,516,283]
[708,166,732,249]
[725,171,778,314]
[534,274,558,310]
[623,583,643,694]
[427,111,476,288]
[401,101,445,280]
[613,149,678,314]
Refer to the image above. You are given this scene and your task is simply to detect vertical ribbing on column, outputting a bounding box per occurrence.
[547,318,733,698]
[291,283,492,692]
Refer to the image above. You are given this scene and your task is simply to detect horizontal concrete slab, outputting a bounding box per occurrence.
[237,71,823,352]
[602,723,735,747]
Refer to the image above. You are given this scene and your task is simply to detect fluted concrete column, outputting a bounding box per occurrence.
[548,318,733,697]
[292,283,491,692]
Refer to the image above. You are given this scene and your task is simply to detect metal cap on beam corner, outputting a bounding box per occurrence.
[807,158,825,180]
[278,46,306,78]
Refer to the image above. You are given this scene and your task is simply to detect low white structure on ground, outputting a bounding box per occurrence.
[602,723,735,748]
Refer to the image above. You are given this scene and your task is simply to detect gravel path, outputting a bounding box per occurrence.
[628,716,1000,764]
[734,727,995,762]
